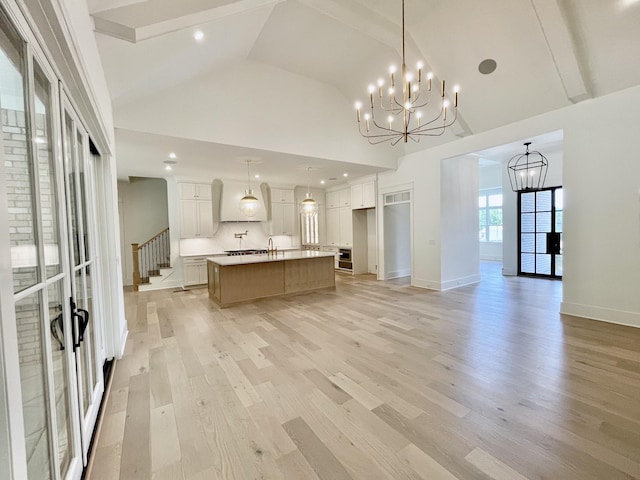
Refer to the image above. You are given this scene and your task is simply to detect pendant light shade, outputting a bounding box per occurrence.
[301,167,317,217]
[239,190,259,217]
[240,159,260,217]
[507,142,549,192]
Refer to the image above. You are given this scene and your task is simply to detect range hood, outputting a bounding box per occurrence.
[213,179,268,222]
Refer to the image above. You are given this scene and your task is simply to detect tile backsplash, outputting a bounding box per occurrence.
[179,222,294,255]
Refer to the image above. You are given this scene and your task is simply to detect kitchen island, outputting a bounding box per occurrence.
[207,251,335,307]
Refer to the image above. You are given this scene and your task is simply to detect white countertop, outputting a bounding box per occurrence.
[207,250,335,266]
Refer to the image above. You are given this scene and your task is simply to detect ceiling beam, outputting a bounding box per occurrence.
[93,0,285,43]
[530,0,590,103]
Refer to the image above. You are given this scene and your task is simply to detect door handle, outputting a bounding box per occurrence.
[50,304,65,351]
[70,297,90,350]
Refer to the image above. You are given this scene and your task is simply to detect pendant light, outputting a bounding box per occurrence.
[300,166,318,217]
[239,159,260,217]
[507,142,549,192]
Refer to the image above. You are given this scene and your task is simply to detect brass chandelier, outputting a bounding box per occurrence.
[355,0,460,145]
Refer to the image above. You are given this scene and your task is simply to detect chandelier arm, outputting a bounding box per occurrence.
[358,122,405,142]
[409,97,432,109]
[370,116,404,135]
[367,134,403,145]
[410,110,458,136]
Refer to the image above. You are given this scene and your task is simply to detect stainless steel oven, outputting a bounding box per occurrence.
[338,248,352,271]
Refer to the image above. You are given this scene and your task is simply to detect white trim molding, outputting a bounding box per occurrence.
[560,302,640,329]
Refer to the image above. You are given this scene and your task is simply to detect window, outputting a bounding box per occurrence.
[479,188,503,242]
[301,211,319,245]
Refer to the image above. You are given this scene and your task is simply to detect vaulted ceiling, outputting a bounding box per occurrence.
[88,0,640,185]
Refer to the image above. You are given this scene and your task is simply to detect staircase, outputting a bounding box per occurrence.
[132,228,173,291]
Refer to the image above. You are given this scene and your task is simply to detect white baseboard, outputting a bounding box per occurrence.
[118,325,128,359]
[385,268,411,280]
[560,302,640,329]
[440,274,481,291]
[138,279,183,292]
[411,274,481,291]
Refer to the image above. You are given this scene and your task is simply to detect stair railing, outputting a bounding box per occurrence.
[131,228,170,291]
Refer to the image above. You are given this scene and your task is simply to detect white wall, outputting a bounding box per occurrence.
[367,209,377,274]
[440,156,480,289]
[383,203,411,279]
[117,177,169,285]
[379,85,640,327]
[114,60,397,170]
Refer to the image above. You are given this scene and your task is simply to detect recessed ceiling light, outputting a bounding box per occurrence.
[254,174,260,179]
[320,180,325,185]
[163,160,176,171]
[194,30,204,42]
[169,152,177,159]
[478,58,497,75]
[343,173,348,177]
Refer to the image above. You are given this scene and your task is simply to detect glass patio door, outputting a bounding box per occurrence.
[0,7,82,479]
[518,186,563,278]
[61,96,104,462]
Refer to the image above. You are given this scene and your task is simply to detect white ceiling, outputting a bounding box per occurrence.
[88,0,640,184]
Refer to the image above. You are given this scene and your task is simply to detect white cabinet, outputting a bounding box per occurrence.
[339,188,351,207]
[326,206,352,247]
[183,257,208,286]
[180,182,211,200]
[323,246,340,269]
[326,207,340,246]
[270,188,295,203]
[179,182,214,238]
[327,187,351,208]
[325,187,352,246]
[326,190,340,209]
[270,203,295,235]
[269,188,295,235]
[351,181,375,209]
[339,206,352,246]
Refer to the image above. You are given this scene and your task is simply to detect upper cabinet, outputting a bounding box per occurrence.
[180,182,212,200]
[326,190,340,209]
[179,182,214,238]
[326,187,350,209]
[339,188,351,207]
[269,187,295,236]
[351,180,376,209]
[271,203,295,235]
[270,188,295,204]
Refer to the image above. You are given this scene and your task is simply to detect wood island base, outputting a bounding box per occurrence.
[208,254,335,308]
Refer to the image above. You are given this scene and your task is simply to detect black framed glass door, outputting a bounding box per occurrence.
[518,186,563,279]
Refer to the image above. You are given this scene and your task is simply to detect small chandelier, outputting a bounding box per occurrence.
[239,159,260,217]
[507,142,549,192]
[300,167,317,217]
[355,0,459,146]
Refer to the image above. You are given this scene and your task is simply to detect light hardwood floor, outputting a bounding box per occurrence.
[88,263,640,480]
